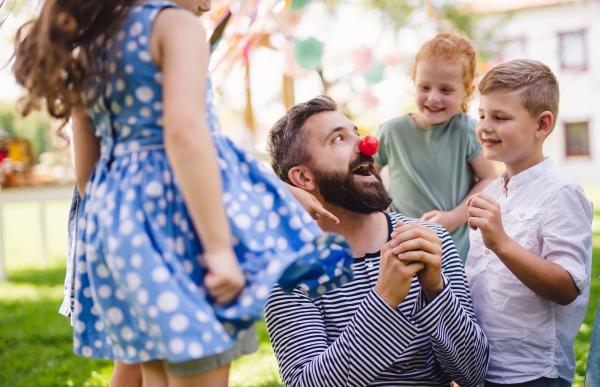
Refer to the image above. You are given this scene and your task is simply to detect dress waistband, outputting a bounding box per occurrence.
[100,143,165,161]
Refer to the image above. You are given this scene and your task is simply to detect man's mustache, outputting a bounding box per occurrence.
[348,153,374,172]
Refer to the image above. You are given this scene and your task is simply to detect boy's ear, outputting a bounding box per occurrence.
[288,165,317,191]
[535,111,554,140]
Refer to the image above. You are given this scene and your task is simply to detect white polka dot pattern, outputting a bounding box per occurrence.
[73,0,352,366]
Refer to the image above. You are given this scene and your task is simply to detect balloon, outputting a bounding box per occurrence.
[352,45,374,73]
[360,88,380,108]
[364,61,385,84]
[293,37,324,70]
[290,0,311,11]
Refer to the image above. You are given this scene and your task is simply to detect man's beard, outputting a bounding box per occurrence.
[311,154,392,214]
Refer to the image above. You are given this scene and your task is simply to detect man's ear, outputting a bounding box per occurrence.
[288,165,317,191]
[535,111,554,140]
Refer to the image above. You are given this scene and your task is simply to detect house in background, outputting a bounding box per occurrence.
[470,0,600,181]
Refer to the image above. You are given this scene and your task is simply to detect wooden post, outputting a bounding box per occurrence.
[245,61,255,134]
[283,74,295,110]
[38,200,48,268]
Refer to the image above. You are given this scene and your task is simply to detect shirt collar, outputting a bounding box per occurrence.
[501,157,554,188]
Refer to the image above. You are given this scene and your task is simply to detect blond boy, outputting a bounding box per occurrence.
[465,59,592,386]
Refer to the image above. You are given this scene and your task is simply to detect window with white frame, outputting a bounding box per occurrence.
[500,38,526,62]
[565,121,590,156]
[559,30,587,70]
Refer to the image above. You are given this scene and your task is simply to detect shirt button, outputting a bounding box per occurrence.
[502,189,506,195]
[484,249,490,255]
[520,214,525,219]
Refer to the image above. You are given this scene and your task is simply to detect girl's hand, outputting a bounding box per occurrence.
[421,210,460,234]
[284,182,340,224]
[203,250,246,305]
[466,193,508,252]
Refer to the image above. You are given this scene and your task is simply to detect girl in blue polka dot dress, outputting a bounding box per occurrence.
[13,0,353,384]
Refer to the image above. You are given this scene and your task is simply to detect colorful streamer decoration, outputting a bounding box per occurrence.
[203,0,296,89]
[0,0,18,28]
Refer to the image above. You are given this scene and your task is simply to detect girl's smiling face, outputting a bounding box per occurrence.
[412,59,470,128]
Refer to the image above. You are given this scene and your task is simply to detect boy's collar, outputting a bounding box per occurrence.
[501,157,553,188]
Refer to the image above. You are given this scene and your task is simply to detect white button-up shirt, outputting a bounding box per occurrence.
[465,157,593,384]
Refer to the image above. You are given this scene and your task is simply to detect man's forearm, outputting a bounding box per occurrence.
[412,277,489,387]
[266,288,418,387]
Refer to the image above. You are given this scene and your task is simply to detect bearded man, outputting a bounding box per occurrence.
[264,96,489,387]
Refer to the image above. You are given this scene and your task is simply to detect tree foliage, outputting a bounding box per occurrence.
[0,102,54,163]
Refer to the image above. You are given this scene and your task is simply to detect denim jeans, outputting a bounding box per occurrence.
[484,377,571,387]
[586,299,600,386]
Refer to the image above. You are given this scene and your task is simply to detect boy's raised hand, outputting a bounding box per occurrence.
[390,221,444,302]
[466,193,508,252]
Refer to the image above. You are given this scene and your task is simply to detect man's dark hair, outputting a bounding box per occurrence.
[267,95,337,185]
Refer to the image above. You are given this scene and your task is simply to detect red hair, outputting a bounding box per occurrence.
[412,32,478,112]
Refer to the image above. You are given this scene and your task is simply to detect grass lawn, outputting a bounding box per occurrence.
[1,184,599,386]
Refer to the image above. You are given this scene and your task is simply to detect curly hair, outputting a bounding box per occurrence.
[412,32,479,113]
[12,0,136,137]
[267,96,337,185]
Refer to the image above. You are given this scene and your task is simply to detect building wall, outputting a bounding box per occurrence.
[480,1,600,181]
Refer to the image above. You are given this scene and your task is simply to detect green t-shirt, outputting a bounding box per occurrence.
[374,113,481,263]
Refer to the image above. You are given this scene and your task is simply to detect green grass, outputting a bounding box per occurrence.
[2,184,600,386]
[0,201,282,387]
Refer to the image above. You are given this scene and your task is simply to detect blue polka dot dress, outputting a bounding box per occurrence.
[73,1,353,364]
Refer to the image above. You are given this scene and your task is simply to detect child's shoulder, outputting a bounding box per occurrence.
[136,0,181,10]
[450,113,477,132]
[542,162,589,200]
[119,1,181,29]
[378,114,413,133]
[126,1,184,23]
[507,159,591,210]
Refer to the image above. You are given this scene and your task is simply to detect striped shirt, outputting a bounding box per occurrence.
[265,212,489,386]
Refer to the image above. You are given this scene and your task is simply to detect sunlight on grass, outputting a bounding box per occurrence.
[1,199,282,387]
[0,281,63,301]
[582,184,600,233]
[230,343,283,386]
[2,201,70,270]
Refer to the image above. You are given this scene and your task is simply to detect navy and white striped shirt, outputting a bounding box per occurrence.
[265,212,489,386]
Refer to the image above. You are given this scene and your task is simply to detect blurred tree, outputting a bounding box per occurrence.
[0,102,54,163]
[290,0,503,95]
[360,0,418,29]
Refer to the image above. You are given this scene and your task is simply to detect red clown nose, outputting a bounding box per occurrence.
[359,135,379,156]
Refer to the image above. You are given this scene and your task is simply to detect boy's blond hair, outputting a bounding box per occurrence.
[479,59,559,130]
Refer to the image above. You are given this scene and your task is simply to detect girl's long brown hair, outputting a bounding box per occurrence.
[12,0,137,135]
